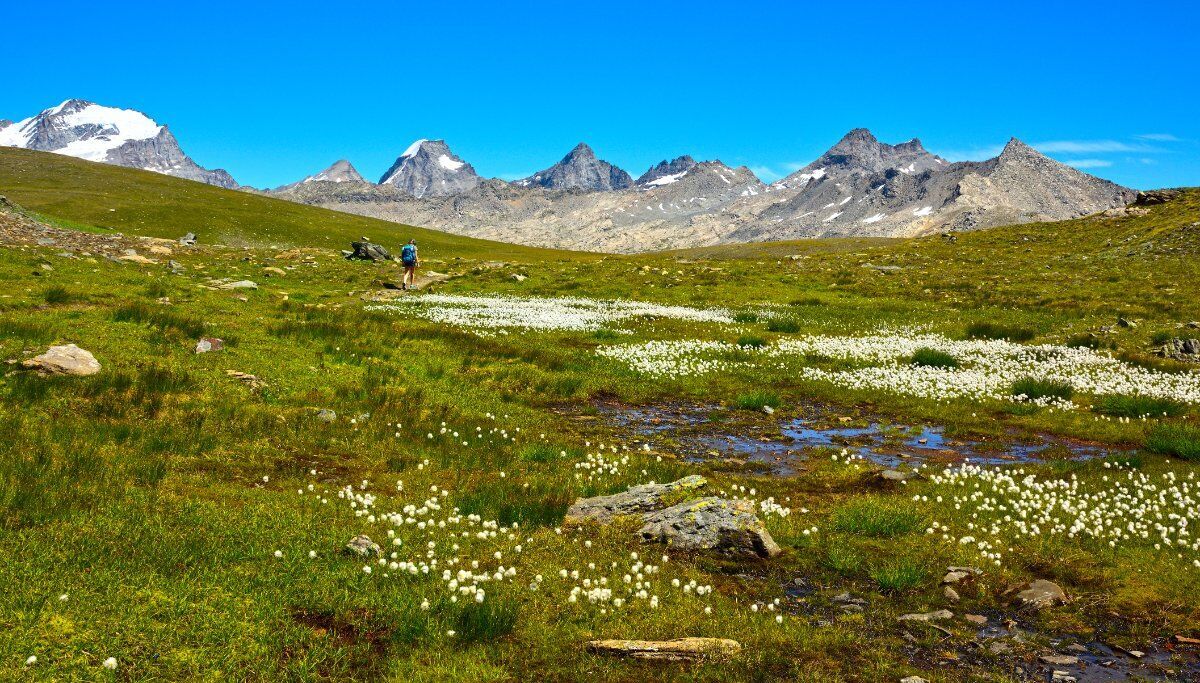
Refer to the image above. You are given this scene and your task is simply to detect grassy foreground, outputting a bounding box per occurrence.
[1,152,1199,681]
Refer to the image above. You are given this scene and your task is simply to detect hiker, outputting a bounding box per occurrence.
[400,239,419,290]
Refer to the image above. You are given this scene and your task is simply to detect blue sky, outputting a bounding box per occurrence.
[3,0,1197,189]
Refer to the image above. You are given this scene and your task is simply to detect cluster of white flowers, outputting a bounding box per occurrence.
[600,331,1200,408]
[367,294,732,332]
[923,461,1200,567]
[597,340,748,379]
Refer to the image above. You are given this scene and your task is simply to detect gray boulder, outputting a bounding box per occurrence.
[566,475,707,523]
[638,497,781,558]
[346,241,391,261]
[21,344,101,376]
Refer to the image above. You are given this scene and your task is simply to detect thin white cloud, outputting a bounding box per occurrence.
[1135,133,1180,142]
[1063,159,1112,169]
[1032,140,1155,153]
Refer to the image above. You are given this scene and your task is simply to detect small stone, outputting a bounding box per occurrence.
[900,677,929,683]
[1117,316,1137,328]
[195,337,224,354]
[315,409,337,423]
[1127,650,1145,659]
[1065,644,1088,653]
[943,586,960,602]
[1040,654,1079,666]
[221,280,258,290]
[1051,671,1077,683]
[179,232,197,246]
[511,273,528,282]
[263,266,287,277]
[344,535,380,557]
[963,614,987,626]
[942,566,981,584]
[762,405,775,415]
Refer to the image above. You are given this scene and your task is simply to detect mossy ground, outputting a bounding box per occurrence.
[1,151,1199,681]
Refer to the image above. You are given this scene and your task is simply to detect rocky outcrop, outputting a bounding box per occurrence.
[0,99,237,188]
[639,497,782,558]
[586,637,741,661]
[378,139,480,198]
[21,344,102,376]
[519,143,632,192]
[565,475,706,523]
[567,476,780,558]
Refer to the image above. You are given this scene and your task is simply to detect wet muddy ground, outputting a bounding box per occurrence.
[582,400,1130,476]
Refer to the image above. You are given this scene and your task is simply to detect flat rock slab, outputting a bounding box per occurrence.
[638,496,781,558]
[1016,579,1067,608]
[566,475,707,524]
[586,637,741,662]
[898,610,954,622]
[21,344,101,376]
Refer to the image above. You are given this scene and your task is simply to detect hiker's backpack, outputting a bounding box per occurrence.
[401,244,416,264]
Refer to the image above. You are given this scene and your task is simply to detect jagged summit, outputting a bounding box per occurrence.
[636,155,697,186]
[520,143,633,192]
[0,99,236,188]
[378,139,480,198]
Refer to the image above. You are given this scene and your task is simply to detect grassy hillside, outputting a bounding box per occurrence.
[0,147,572,261]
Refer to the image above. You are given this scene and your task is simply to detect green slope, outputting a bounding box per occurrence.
[0,147,570,261]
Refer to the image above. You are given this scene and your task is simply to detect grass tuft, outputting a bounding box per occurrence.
[1094,395,1186,418]
[1146,424,1200,461]
[734,391,780,411]
[1010,377,1074,402]
[909,347,958,369]
[966,322,1035,342]
[766,318,801,333]
[831,499,923,538]
[870,559,929,592]
[452,597,519,643]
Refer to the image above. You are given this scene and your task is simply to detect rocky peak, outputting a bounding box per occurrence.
[520,142,632,192]
[378,139,480,198]
[996,137,1043,163]
[636,155,697,186]
[304,159,366,184]
[0,119,12,132]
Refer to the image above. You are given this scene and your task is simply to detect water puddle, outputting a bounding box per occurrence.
[591,400,1128,475]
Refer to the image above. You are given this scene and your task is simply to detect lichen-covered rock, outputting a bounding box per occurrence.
[565,475,706,524]
[638,497,781,558]
[21,344,101,376]
[586,637,741,661]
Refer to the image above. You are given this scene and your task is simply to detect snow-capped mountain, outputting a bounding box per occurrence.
[519,143,633,192]
[377,139,480,198]
[0,99,237,188]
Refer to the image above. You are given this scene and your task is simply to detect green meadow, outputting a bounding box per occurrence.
[2,149,1199,681]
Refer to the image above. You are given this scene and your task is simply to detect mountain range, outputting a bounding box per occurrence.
[1,99,1136,252]
[269,130,1134,252]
